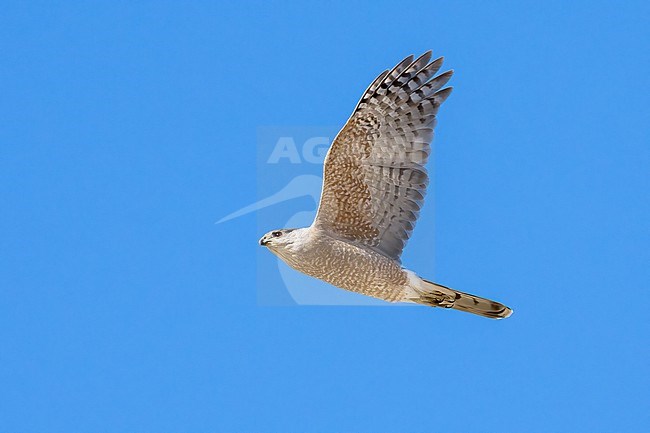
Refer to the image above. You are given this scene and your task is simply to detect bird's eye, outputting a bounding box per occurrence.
[272,231,282,237]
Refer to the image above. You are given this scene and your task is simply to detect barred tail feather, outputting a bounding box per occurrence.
[412,278,513,320]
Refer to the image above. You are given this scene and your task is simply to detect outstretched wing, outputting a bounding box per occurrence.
[313,51,453,262]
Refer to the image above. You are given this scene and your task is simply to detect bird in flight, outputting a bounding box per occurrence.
[259,51,512,319]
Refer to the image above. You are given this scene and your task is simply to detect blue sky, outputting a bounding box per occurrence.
[1,1,649,432]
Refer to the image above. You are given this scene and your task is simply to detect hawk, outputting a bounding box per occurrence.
[259,51,512,319]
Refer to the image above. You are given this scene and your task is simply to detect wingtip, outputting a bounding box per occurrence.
[439,69,454,78]
[432,86,453,104]
[414,50,433,65]
[399,54,415,64]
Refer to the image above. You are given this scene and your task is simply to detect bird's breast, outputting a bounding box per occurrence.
[276,232,408,302]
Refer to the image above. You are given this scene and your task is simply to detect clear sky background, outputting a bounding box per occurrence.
[1,1,649,432]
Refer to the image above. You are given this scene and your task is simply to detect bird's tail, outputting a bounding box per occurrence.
[408,277,512,319]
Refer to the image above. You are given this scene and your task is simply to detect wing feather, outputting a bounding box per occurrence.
[313,52,453,261]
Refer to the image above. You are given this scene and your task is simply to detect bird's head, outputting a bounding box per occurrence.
[259,228,303,252]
